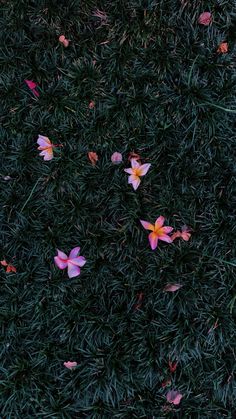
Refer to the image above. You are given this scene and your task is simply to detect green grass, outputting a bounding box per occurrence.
[1,0,236,417]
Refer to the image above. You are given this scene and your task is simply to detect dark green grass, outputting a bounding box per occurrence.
[1,0,236,417]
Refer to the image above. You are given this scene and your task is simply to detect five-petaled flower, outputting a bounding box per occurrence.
[140,216,173,250]
[54,247,86,278]
[37,135,54,161]
[124,158,151,190]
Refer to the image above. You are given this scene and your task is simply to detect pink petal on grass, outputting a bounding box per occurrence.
[40,149,53,161]
[111,152,122,164]
[148,232,158,250]
[140,220,155,231]
[198,12,212,26]
[155,216,165,229]
[67,263,81,278]
[69,256,86,267]
[69,247,80,259]
[25,79,39,96]
[37,135,51,147]
[166,390,183,405]
[138,163,151,176]
[64,361,78,369]
[131,158,140,169]
[163,284,183,292]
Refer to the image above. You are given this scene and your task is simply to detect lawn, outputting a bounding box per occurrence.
[1,0,236,417]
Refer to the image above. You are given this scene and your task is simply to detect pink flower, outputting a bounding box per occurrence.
[166,390,183,405]
[59,35,69,47]
[37,135,54,161]
[64,361,78,369]
[198,12,212,26]
[171,225,191,242]
[24,79,39,97]
[124,159,151,190]
[140,216,173,250]
[54,247,86,278]
[111,152,122,164]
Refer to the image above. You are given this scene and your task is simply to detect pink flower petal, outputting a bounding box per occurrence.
[159,234,172,243]
[140,220,155,231]
[42,149,53,161]
[163,283,183,292]
[166,390,183,405]
[67,263,81,278]
[131,158,140,169]
[155,216,165,229]
[69,256,86,267]
[69,247,80,259]
[148,232,158,250]
[25,79,37,89]
[111,152,122,164]
[198,12,212,26]
[130,176,141,190]
[163,226,173,234]
[124,168,134,175]
[138,163,151,176]
[63,361,78,369]
[54,256,68,270]
[37,135,51,147]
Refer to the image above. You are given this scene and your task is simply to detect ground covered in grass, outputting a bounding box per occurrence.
[1,0,236,417]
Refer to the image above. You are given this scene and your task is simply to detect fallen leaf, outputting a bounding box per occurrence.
[163,284,183,292]
[88,152,98,166]
[166,390,183,405]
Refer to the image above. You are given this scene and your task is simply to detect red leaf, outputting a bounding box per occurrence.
[6,265,16,273]
[163,284,183,292]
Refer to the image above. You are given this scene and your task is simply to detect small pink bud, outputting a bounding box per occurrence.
[111,152,122,164]
[198,12,212,26]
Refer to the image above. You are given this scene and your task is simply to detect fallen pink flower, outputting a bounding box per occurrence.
[166,390,183,405]
[140,216,173,250]
[24,79,39,97]
[124,158,151,190]
[163,284,183,292]
[64,361,78,369]
[171,225,191,242]
[111,152,122,164]
[37,135,54,161]
[54,247,86,278]
[59,35,69,47]
[88,100,95,109]
[198,12,212,26]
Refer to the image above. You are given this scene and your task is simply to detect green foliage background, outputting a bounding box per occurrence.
[0,0,236,417]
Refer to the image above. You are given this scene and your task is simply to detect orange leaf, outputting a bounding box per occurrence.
[88,152,98,166]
